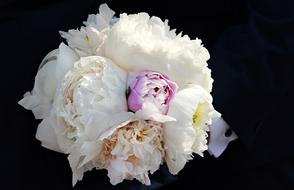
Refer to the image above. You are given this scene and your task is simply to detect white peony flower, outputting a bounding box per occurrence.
[105,13,213,91]
[53,56,129,153]
[164,85,221,174]
[101,120,165,185]
[67,119,165,186]
[67,108,173,186]
[60,4,115,57]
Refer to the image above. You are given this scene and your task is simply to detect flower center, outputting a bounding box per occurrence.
[99,120,165,165]
[193,103,208,127]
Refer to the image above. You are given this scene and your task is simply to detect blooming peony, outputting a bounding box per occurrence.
[53,56,129,152]
[105,13,213,91]
[103,120,165,185]
[67,120,165,185]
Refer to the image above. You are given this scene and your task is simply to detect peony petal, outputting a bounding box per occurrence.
[134,102,176,122]
[79,141,102,167]
[18,91,50,119]
[67,143,94,186]
[84,3,115,31]
[18,59,57,119]
[36,117,63,153]
[38,49,59,70]
[99,116,134,141]
[34,60,58,101]
[149,149,162,174]
[55,42,78,82]
[164,123,195,174]
[107,160,126,185]
[98,4,115,27]
[68,145,84,186]
[51,114,74,152]
[18,43,78,120]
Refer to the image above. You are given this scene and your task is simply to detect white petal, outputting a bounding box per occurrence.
[38,49,59,70]
[136,173,151,185]
[18,91,48,119]
[107,159,128,185]
[134,102,176,122]
[164,124,195,174]
[36,117,63,153]
[98,4,115,28]
[34,60,58,101]
[51,114,74,152]
[149,149,162,174]
[67,144,93,186]
[99,116,134,140]
[79,141,102,167]
[56,42,78,82]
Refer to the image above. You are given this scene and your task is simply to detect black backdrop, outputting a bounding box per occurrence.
[1,0,293,190]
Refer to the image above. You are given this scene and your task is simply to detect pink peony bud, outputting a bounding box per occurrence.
[127,71,178,114]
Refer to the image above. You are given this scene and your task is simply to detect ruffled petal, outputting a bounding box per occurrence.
[105,13,212,91]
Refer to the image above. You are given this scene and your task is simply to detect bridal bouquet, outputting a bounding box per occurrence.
[19,4,220,186]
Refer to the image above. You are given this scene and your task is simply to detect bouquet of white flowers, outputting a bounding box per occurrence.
[19,3,220,186]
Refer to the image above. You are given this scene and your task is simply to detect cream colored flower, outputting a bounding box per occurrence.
[68,117,168,186]
[164,85,221,174]
[53,56,129,152]
[101,120,165,185]
[105,13,212,91]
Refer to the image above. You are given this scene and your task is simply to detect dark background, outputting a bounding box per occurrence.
[1,0,293,189]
